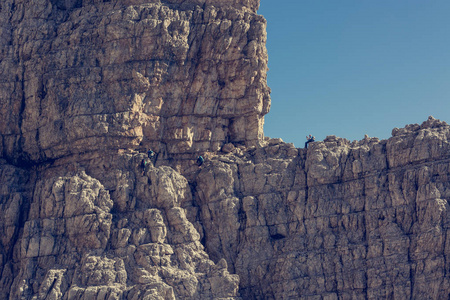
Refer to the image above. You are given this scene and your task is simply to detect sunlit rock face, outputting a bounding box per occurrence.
[1,0,450,299]
[0,0,270,165]
[1,159,241,299]
[192,117,450,299]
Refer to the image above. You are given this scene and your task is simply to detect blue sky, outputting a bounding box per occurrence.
[258,1,450,147]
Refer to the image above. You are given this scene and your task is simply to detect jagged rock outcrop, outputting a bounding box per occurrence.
[1,0,449,299]
[1,157,240,299]
[192,116,450,299]
[0,0,269,165]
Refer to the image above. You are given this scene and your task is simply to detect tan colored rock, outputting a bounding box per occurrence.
[1,158,241,299]
[189,118,450,299]
[222,143,236,153]
[2,110,450,300]
[1,0,450,298]
[0,0,270,165]
[36,269,66,300]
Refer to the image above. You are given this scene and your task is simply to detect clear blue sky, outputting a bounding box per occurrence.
[258,1,450,147]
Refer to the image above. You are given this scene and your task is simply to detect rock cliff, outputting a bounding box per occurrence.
[193,116,450,299]
[1,0,269,165]
[1,0,449,299]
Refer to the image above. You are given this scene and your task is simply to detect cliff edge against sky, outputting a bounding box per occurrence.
[1,0,449,299]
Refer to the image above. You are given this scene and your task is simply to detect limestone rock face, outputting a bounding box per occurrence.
[1,160,240,299]
[1,0,450,298]
[192,117,450,299]
[1,119,450,299]
[0,0,269,165]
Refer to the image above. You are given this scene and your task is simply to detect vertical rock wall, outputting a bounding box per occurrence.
[0,1,266,298]
[1,0,449,299]
[0,0,270,164]
[192,117,450,299]
[3,118,449,299]
[0,155,241,299]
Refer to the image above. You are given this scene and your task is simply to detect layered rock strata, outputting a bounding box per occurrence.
[193,116,450,299]
[1,155,241,299]
[0,0,269,165]
[1,0,450,299]
[2,115,450,299]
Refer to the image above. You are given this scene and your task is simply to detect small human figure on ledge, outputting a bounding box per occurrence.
[147,150,155,159]
[141,157,151,175]
[197,155,204,167]
[305,134,315,148]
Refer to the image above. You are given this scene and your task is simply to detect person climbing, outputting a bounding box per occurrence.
[141,157,150,175]
[147,150,155,159]
[197,155,204,167]
[305,134,315,148]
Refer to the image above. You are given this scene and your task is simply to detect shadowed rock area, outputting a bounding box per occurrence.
[1,0,450,299]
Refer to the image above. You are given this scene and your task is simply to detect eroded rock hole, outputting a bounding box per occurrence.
[51,0,82,10]
[270,233,285,240]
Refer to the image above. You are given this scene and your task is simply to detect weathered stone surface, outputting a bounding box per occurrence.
[1,160,240,299]
[191,117,450,299]
[0,160,31,298]
[2,115,450,299]
[0,0,269,165]
[1,0,450,298]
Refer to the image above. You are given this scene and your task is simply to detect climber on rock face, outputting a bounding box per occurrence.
[305,135,315,148]
[141,157,151,175]
[147,149,157,164]
[197,156,204,167]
